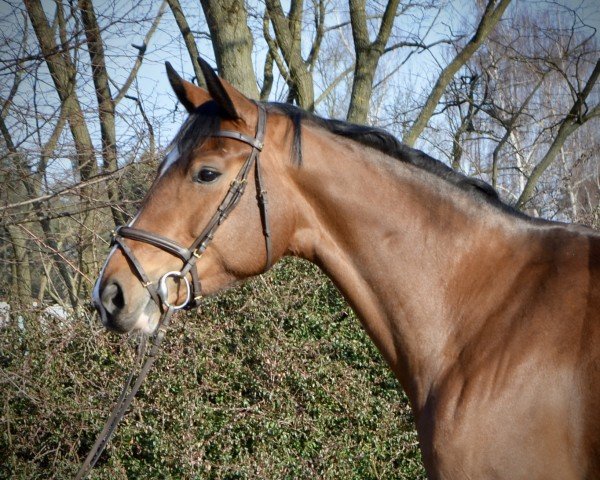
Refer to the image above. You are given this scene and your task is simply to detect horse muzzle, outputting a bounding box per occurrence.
[93,276,160,334]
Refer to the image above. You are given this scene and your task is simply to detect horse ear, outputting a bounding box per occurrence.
[197,56,256,121]
[165,62,210,112]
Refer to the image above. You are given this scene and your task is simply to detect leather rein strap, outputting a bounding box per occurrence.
[74,311,173,480]
[75,104,270,479]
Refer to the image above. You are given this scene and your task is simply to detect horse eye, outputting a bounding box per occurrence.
[196,168,221,183]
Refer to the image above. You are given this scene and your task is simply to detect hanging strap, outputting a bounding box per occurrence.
[74,307,174,480]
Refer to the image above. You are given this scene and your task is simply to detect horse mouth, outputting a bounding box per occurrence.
[94,288,160,335]
[133,308,161,334]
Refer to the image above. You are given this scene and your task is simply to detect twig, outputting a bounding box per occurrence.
[17,224,93,285]
[0,162,143,212]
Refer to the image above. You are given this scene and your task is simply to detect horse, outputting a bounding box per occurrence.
[93,58,600,479]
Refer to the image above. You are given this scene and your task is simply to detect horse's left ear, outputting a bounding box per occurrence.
[165,62,211,112]
[197,56,257,122]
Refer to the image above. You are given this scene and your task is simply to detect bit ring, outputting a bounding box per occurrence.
[157,271,191,310]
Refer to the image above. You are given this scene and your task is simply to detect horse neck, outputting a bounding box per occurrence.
[286,126,532,413]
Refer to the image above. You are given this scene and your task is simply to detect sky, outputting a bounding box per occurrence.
[1,0,598,182]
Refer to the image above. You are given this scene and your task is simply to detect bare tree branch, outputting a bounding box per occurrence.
[403,0,512,146]
[517,58,600,209]
[165,0,204,88]
[114,0,168,104]
[0,163,143,213]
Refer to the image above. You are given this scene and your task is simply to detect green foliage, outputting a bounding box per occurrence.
[0,259,424,479]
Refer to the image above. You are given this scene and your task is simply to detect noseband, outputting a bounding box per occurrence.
[111,103,271,312]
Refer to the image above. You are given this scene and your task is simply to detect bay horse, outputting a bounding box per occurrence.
[93,58,600,479]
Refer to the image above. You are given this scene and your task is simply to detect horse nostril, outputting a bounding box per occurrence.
[101,280,125,316]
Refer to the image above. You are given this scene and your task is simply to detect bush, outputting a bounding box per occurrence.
[0,258,424,479]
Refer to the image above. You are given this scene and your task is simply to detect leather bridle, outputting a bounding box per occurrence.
[112,102,270,312]
[76,103,271,479]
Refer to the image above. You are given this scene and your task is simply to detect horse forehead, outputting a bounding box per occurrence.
[158,144,181,178]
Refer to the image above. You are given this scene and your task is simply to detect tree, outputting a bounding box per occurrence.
[346,0,400,123]
[201,0,259,97]
[516,59,600,209]
[1,1,166,303]
[263,0,323,109]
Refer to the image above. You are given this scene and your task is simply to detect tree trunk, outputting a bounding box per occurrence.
[78,0,125,226]
[347,0,400,124]
[264,0,315,109]
[4,226,32,305]
[348,52,378,124]
[1,110,34,304]
[200,0,259,98]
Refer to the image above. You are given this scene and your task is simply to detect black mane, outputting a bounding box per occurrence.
[169,99,526,218]
[265,102,530,217]
[161,101,223,172]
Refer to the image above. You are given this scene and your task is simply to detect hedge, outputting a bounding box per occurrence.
[0,258,424,479]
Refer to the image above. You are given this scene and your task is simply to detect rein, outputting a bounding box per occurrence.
[76,104,270,479]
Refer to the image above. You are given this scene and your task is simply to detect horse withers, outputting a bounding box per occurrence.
[94,58,600,479]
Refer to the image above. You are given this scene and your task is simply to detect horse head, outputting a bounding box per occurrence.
[93,59,294,333]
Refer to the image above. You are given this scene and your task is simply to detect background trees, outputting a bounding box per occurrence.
[0,0,598,477]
